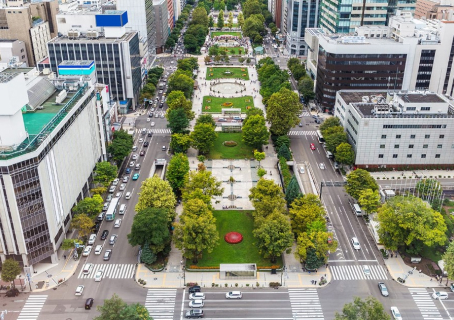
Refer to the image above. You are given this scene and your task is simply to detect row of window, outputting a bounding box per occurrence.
[382,134,445,139]
[380,144,444,148]
[378,154,440,159]
[382,124,447,129]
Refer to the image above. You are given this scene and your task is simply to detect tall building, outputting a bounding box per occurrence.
[0,62,109,269]
[167,0,175,30]
[117,0,157,67]
[154,0,170,53]
[285,0,319,55]
[48,10,142,112]
[414,0,454,19]
[334,90,454,169]
[0,39,29,69]
[0,0,59,66]
[306,12,454,112]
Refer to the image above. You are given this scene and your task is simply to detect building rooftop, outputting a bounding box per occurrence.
[338,91,388,105]
[48,31,137,43]
[395,92,446,103]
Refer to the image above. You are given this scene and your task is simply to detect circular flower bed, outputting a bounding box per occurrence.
[225,232,243,244]
[221,102,234,107]
[223,141,237,147]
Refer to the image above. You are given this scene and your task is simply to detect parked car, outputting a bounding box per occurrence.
[106,194,113,202]
[189,300,204,308]
[189,286,201,293]
[189,293,205,300]
[88,234,96,245]
[378,282,389,297]
[112,178,119,186]
[108,186,116,193]
[185,309,204,318]
[225,291,242,299]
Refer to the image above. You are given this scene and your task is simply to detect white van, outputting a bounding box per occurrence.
[353,204,363,216]
[83,263,93,275]
[326,151,333,159]
[119,204,126,215]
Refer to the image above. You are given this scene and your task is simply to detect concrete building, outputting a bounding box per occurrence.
[0,39,29,70]
[0,0,59,66]
[306,12,454,112]
[334,90,454,169]
[0,62,110,269]
[48,10,141,112]
[414,0,454,19]
[285,0,319,56]
[154,0,170,53]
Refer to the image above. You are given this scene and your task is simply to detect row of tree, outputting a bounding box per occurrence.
[319,117,355,166]
[184,4,211,53]
[165,5,193,49]
[256,57,290,104]
[140,66,164,102]
[287,58,315,104]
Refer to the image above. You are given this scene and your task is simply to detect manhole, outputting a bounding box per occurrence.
[228,194,237,201]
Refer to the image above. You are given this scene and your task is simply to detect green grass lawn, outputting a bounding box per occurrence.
[193,210,282,267]
[208,132,255,159]
[211,31,242,38]
[202,95,254,113]
[206,67,250,80]
[217,46,245,55]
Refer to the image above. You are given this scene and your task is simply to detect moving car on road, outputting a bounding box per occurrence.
[185,309,204,318]
[310,143,316,151]
[378,282,389,297]
[390,306,402,320]
[351,237,361,250]
[189,300,204,308]
[225,291,242,299]
[94,270,104,282]
[189,292,205,300]
[132,173,140,180]
[75,285,84,296]
[432,291,448,300]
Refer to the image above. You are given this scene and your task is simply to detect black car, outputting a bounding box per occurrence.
[188,285,201,293]
[85,298,94,310]
[92,222,101,234]
[185,309,204,318]
[148,113,153,118]
[100,229,109,240]
[159,103,164,108]
[143,141,149,147]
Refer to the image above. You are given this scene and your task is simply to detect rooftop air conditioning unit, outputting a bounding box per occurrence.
[87,30,99,38]
[68,30,80,38]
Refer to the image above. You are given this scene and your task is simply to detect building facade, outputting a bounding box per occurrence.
[414,0,454,19]
[0,39,29,69]
[154,0,170,53]
[334,90,454,169]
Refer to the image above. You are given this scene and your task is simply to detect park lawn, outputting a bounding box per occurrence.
[193,210,282,268]
[211,31,242,38]
[202,95,254,113]
[206,67,250,80]
[208,132,255,159]
[217,46,246,55]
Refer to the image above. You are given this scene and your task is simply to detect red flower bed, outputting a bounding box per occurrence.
[224,232,243,244]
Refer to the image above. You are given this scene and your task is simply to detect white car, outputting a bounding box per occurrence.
[150,122,155,127]
[189,292,205,300]
[138,138,144,143]
[189,300,204,308]
[390,306,402,320]
[147,118,151,122]
[115,192,122,198]
[119,183,126,191]
[122,176,129,183]
[299,166,305,174]
[432,291,449,300]
[75,285,84,296]
[132,154,138,160]
[225,291,242,299]
[125,192,131,200]
[94,270,104,282]
[363,265,371,275]
[114,219,122,228]
[82,245,92,257]
[351,237,361,250]
[319,163,326,170]
[112,178,119,186]
[88,234,96,245]
[94,244,103,255]
[108,186,116,193]
[129,161,135,167]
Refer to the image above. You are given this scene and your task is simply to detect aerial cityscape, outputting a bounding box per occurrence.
[0,0,454,319]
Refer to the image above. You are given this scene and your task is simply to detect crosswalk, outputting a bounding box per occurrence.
[145,288,177,320]
[18,295,47,320]
[288,130,317,136]
[150,128,172,134]
[300,111,311,117]
[289,288,324,319]
[330,265,388,280]
[77,263,136,279]
[409,288,443,319]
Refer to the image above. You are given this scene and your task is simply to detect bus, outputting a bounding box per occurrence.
[105,198,120,221]
[316,130,325,144]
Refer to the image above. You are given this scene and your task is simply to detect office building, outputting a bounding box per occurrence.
[285,0,319,55]
[0,0,59,66]
[0,62,109,269]
[414,0,454,19]
[306,12,454,112]
[167,0,175,30]
[48,10,141,112]
[334,90,454,169]
[0,39,29,70]
[154,0,170,53]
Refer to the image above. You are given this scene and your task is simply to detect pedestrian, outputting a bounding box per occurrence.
[314,280,317,285]
[311,280,314,284]
[391,252,394,258]
[63,255,66,260]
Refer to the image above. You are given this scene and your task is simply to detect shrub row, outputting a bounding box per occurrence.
[279,156,291,188]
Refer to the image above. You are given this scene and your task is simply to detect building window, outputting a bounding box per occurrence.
[410,135,415,139]
[440,135,445,139]
[435,154,441,158]
[378,154,384,158]
[380,145,385,148]
[394,145,399,148]
[437,144,442,148]
[409,144,414,148]
[425,134,430,138]
[421,154,426,158]
[393,154,398,158]
[396,135,401,139]
[421,107,430,111]
[423,144,428,148]
[407,154,412,158]
[381,135,386,139]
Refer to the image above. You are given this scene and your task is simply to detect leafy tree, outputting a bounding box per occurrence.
[173,199,219,263]
[139,82,156,101]
[119,303,151,320]
[70,214,94,238]
[177,57,199,72]
[228,11,233,28]
[443,241,454,285]
[167,108,189,134]
[91,186,107,195]
[135,175,176,221]
[217,10,224,28]
[324,128,347,153]
[183,33,198,52]
[345,169,378,200]
[334,297,391,320]
[196,114,216,127]
[167,153,190,195]
[140,241,157,265]
[254,151,265,167]
[249,178,286,220]
[191,6,209,27]
[237,12,244,28]
[208,44,220,56]
[245,106,264,124]
[335,143,355,165]
[266,88,302,136]
[94,293,152,320]
[165,37,175,49]
[287,58,301,71]
[285,175,301,205]
[243,15,265,40]
[208,15,214,27]
[170,133,192,153]
[242,115,269,149]
[191,123,217,154]
[304,247,324,270]
[416,178,442,200]
[297,231,336,267]
[298,76,315,102]
[61,238,83,250]
[243,0,262,18]
[289,195,326,234]
[278,144,292,161]
[358,189,381,215]
[291,65,306,81]
[253,212,294,262]
[1,259,21,289]
[319,117,341,135]
[72,194,103,217]
[257,167,267,178]
[168,73,194,99]
[377,195,447,254]
[128,207,171,254]
[275,135,290,150]
[166,90,194,120]
[182,169,223,208]
[108,130,134,165]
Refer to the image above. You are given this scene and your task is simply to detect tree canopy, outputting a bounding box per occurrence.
[170,133,192,153]
[335,142,355,165]
[345,169,378,200]
[182,169,223,208]
[135,175,176,221]
[249,178,286,221]
[167,153,190,195]
[1,259,21,289]
[190,122,217,154]
[167,108,190,134]
[266,88,302,136]
[335,297,391,320]
[94,293,152,320]
[70,214,94,238]
[358,189,381,215]
[72,194,103,217]
[94,161,118,186]
[108,130,134,165]
[166,90,194,120]
[168,74,194,99]
[242,114,269,149]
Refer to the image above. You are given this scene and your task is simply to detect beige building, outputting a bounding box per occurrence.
[415,0,454,19]
[0,0,59,66]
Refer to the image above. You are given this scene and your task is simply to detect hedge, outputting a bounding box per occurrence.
[279,156,292,188]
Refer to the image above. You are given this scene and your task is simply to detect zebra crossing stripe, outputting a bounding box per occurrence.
[288,288,324,320]
[409,288,443,319]
[145,289,177,320]
[150,129,171,134]
[331,265,388,280]
[288,131,317,136]
[17,295,47,320]
[78,264,136,279]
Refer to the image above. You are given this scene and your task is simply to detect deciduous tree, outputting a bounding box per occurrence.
[285,175,301,205]
[335,142,355,165]
[443,241,454,286]
[196,114,216,127]
[70,214,94,238]
[94,293,152,320]
[108,130,134,165]
[168,74,194,99]
[61,238,83,250]
[170,133,192,153]
[243,0,262,18]
[249,178,286,220]
[334,297,391,320]
[167,108,189,134]
[324,129,347,153]
[237,12,244,28]
[266,88,302,136]
[1,259,21,289]
[166,90,194,120]
[72,194,104,217]
[217,10,224,28]
[182,170,223,208]
[298,76,315,102]
[242,114,269,149]
[228,11,233,28]
[289,194,325,234]
[135,175,176,221]
[319,117,341,135]
[253,150,265,167]
[191,7,209,27]
[190,123,217,154]
[167,153,190,195]
[358,189,381,215]
[345,169,378,200]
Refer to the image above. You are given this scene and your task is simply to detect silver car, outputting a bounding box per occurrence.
[189,300,204,308]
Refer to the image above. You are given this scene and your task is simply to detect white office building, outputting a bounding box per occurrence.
[334,90,454,169]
